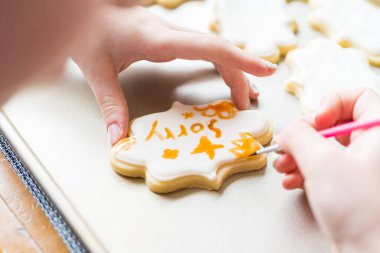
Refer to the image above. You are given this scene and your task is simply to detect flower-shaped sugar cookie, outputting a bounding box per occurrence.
[211,0,298,63]
[141,0,194,9]
[308,0,380,66]
[111,100,272,193]
[149,0,213,33]
[285,39,380,113]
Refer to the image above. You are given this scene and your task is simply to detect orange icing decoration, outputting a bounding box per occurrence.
[162,149,179,159]
[190,123,204,133]
[191,136,224,160]
[178,125,188,137]
[194,101,237,119]
[146,120,164,141]
[229,133,260,158]
[165,128,175,139]
[181,112,194,119]
[208,119,222,138]
[114,137,136,153]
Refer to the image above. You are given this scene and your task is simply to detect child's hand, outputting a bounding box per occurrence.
[73,5,276,144]
[274,88,380,251]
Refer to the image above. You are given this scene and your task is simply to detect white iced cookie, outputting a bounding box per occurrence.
[212,0,298,63]
[308,0,380,66]
[285,39,380,112]
[141,0,196,9]
[149,0,213,33]
[371,0,380,7]
[111,100,272,193]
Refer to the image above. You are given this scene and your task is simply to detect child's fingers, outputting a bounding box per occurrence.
[83,62,129,145]
[276,120,342,180]
[214,63,251,110]
[282,170,304,190]
[273,154,298,174]
[164,31,277,77]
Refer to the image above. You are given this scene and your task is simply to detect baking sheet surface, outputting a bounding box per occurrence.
[4,1,379,252]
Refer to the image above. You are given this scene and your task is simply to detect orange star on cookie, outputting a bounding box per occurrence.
[191,136,224,160]
[181,112,194,119]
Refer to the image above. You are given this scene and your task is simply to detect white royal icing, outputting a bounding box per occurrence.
[286,39,380,112]
[112,101,270,181]
[214,0,297,58]
[149,0,213,33]
[309,0,380,58]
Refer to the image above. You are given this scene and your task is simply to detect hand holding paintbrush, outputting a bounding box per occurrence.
[272,89,380,253]
[252,118,380,156]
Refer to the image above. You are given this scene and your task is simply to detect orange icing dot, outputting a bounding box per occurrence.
[190,123,204,133]
[181,112,194,119]
[178,124,188,137]
[208,119,222,138]
[165,128,175,139]
[162,149,179,159]
[229,133,260,158]
[114,137,136,153]
[146,120,164,141]
[191,136,224,160]
[194,100,237,119]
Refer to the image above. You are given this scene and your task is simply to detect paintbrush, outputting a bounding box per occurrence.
[251,118,380,156]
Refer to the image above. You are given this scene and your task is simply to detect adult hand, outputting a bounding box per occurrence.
[274,89,380,252]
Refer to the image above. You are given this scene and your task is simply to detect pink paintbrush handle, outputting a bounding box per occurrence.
[319,119,380,138]
[253,118,380,156]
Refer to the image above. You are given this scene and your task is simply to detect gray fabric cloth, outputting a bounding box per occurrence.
[0,133,87,253]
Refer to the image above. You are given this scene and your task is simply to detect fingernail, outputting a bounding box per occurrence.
[239,97,251,110]
[249,80,260,93]
[108,123,122,145]
[262,60,278,69]
[246,98,251,109]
